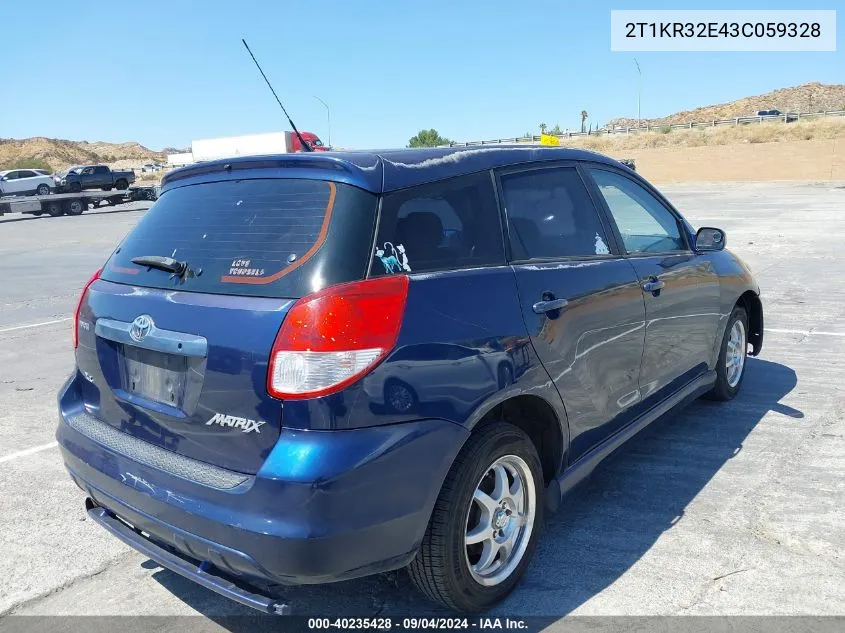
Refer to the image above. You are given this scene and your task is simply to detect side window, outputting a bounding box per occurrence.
[94,166,108,174]
[499,166,612,260]
[588,169,686,254]
[4,171,19,180]
[18,170,36,179]
[82,167,94,175]
[372,171,505,275]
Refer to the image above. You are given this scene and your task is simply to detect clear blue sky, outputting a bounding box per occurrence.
[1,0,841,150]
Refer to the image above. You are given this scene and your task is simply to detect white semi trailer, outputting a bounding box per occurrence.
[189,131,324,163]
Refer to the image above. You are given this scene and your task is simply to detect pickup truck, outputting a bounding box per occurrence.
[55,164,136,192]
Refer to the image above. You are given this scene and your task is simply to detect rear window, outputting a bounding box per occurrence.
[102,178,378,298]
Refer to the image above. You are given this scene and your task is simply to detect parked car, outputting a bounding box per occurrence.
[55,164,136,192]
[58,146,763,614]
[0,169,55,196]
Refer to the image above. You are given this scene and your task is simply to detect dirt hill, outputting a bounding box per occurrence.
[0,137,165,172]
[608,82,845,128]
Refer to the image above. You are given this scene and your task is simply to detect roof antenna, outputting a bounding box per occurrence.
[241,38,312,152]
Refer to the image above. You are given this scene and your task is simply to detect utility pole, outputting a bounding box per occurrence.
[634,58,642,128]
[313,95,331,149]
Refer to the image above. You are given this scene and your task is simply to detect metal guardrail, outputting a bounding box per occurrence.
[440,109,845,148]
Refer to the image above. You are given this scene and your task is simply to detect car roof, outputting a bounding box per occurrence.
[161,145,628,194]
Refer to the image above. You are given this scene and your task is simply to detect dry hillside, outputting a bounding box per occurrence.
[0,137,165,172]
[608,82,845,128]
[560,117,845,153]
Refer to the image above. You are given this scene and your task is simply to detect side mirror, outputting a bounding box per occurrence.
[695,227,726,251]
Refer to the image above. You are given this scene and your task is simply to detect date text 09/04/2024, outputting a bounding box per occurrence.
[307,617,529,630]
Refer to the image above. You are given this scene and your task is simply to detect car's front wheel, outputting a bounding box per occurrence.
[409,422,543,613]
[36,184,50,196]
[707,305,749,401]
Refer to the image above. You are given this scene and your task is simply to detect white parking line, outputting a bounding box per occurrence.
[0,442,58,464]
[0,318,71,334]
[765,328,845,337]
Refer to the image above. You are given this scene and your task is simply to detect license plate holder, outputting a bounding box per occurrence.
[120,344,189,408]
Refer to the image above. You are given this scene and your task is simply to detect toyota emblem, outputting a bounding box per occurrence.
[129,315,154,342]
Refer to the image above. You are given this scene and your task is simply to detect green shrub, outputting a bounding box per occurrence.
[1,158,52,171]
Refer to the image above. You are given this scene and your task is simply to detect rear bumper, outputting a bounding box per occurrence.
[57,374,469,587]
[86,501,290,614]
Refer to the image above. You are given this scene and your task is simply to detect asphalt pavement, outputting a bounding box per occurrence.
[0,184,843,626]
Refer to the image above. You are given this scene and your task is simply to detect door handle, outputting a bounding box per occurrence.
[532,298,569,314]
[641,278,665,294]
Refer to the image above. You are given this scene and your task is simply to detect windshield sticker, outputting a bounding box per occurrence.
[594,233,610,255]
[228,258,266,277]
[375,242,411,274]
[396,244,412,272]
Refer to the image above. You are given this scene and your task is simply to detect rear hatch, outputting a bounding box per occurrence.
[75,175,378,474]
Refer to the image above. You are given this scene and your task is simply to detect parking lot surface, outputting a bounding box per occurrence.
[1,183,843,625]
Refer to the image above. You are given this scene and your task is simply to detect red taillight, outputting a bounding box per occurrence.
[267,275,409,400]
[73,268,102,349]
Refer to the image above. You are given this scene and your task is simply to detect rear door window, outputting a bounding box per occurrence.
[499,166,613,260]
[371,171,505,275]
[101,178,378,298]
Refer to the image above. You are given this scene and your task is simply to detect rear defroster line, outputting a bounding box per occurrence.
[220,181,336,285]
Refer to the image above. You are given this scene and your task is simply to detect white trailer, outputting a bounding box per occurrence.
[167,152,194,167]
[190,131,298,163]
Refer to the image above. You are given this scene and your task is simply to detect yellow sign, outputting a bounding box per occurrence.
[540,133,560,146]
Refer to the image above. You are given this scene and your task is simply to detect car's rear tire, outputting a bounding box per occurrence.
[69,182,82,193]
[115,179,129,190]
[46,202,63,217]
[36,184,50,196]
[706,305,748,401]
[408,421,543,613]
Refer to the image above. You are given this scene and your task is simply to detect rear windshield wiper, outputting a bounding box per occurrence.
[131,255,187,275]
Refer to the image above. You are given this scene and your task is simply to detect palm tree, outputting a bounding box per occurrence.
[539,123,547,134]
[580,111,589,133]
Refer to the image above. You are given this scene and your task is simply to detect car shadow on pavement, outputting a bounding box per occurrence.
[148,357,799,625]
